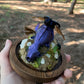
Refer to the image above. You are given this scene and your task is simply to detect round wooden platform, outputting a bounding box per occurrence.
[9,39,66,83]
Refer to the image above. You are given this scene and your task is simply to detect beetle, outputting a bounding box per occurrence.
[25,16,65,62]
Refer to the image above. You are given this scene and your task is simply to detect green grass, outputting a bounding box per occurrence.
[0,18,6,22]
[0,5,10,10]
[0,33,9,39]
[0,11,11,22]
[5,10,11,17]
[14,11,26,19]
[79,5,84,9]
[0,5,11,19]
[10,26,15,29]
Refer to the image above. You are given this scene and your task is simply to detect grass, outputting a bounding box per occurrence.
[79,5,84,9]
[14,11,26,19]
[0,5,11,22]
[9,26,15,29]
[0,4,27,23]
[0,33,9,39]
[0,5,10,10]
[0,18,6,22]
[5,10,11,17]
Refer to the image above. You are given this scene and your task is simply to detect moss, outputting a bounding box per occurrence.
[58,50,60,55]
[47,49,54,59]
[32,61,39,68]
[36,57,42,66]
[39,46,48,54]
[48,64,52,70]
[25,46,29,51]
[53,45,59,53]
[31,57,42,68]
[19,36,60,71]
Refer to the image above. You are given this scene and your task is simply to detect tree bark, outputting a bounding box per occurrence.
[69,0,77,14]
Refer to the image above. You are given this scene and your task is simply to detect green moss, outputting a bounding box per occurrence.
[36,57,42,66]
[25,46,29,51]
[39,46,48,54]
[53,45,59,53]
[47,49,54,57]
[32,57,42,68]
[0,18,6,22]
[50,55,56,61]
[58,50,60,55]
[48,64,52,70]
[19,35,60,70]
[32,61,39,68]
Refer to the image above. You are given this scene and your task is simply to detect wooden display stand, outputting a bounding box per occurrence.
[10,39,66,84]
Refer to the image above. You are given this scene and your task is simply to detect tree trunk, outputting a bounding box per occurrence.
[69,0,77,14]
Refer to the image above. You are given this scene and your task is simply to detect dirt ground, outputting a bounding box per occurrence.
[0,0,84,84]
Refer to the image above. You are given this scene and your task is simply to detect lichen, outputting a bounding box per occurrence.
[48,64,52,70]
[32,61,39,68]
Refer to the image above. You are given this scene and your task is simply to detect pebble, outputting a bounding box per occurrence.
[51,42,55,49]
[54,51,59,59]
[20,39,28,49]
[45,54,51,58]
[41,58,45,64]
[27,42,32,46]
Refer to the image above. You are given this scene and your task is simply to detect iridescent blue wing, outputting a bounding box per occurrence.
[34,24,47,43]
[35,23,40,31]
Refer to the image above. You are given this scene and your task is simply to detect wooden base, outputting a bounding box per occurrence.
[9,39,66,83]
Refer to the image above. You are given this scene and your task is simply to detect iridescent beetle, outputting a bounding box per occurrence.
[25,16,65,62]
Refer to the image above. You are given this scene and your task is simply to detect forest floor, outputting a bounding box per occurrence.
[0,0,84,84]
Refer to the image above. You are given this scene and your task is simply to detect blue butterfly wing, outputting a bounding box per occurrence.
[34,24,47,43]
